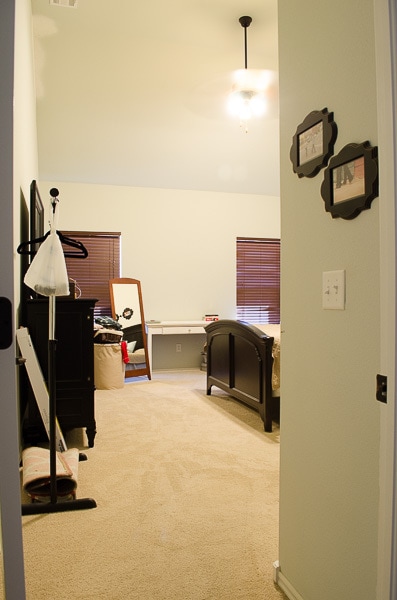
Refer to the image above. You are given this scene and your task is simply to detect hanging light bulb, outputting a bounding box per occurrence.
[227,16,269,131]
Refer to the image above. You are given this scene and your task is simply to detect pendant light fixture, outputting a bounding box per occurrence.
[227,16,270,131]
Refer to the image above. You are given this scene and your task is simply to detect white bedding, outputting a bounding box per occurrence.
[127,347,146,365]
[254,323,281,394]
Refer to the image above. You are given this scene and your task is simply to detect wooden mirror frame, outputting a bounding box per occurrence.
[109,277,151,380]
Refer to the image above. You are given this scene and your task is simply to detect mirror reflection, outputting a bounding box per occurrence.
[109,278,151,380]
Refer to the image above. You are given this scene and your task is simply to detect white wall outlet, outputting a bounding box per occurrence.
[322,270,345,310]
[176,344,182,353]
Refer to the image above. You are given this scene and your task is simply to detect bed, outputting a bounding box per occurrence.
[205,320,280,432]
[123,323,150,376]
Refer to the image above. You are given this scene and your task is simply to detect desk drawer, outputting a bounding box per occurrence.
[165,326,206,335]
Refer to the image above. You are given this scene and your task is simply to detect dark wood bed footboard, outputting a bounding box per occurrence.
[205,320,275,432]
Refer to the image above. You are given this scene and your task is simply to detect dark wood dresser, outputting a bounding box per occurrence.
[23,298,97,447]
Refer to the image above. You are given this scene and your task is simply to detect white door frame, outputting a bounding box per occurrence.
[374,0,397,598]
[0,1,26,598]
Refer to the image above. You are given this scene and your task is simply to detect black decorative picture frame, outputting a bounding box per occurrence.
[320,141,378,220]
[290,108,337,178]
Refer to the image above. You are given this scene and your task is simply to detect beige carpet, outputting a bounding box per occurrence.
[5,370,287,599]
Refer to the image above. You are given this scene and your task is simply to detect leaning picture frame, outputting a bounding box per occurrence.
[320,141,378,220]
[290,108,337,178]
[29,180,45,261]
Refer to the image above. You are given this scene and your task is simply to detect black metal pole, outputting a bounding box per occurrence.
[48,296,57,504]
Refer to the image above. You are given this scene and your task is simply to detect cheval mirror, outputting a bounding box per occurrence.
[109,278,151,380]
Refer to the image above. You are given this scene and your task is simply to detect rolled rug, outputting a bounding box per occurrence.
[22,446,79,502]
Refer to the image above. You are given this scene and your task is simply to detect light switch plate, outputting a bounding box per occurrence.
[322,270,345,310]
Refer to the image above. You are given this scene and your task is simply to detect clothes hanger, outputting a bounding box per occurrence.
[17,231,51,255]
[17,188,88,259]
[59,233,88,258]
[17,230,88,258]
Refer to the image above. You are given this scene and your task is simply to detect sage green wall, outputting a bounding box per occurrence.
[278,1,380,599]
[40,181,280,321]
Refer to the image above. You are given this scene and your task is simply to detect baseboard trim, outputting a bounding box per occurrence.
[273,561,305,600]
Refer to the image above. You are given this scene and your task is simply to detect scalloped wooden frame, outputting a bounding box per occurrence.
[290,108,338,178]
[320,141,378,220]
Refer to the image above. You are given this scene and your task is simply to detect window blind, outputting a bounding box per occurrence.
[61,231,121,317]
[236,237,280,324]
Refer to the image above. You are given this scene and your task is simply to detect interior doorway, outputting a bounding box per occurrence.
[374,0,397,597]
[0,1,26,598]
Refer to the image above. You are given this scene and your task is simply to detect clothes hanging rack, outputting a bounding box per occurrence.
[17,188,96,515]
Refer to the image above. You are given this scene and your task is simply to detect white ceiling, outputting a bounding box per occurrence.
[31,0,279,196]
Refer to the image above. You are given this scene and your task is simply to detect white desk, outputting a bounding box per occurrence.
[146,320,208,370]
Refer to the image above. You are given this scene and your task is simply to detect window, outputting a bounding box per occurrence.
[61,231,121,317]
[236,237,280,324]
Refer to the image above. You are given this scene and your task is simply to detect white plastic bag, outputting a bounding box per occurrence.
[24,227,70,297]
